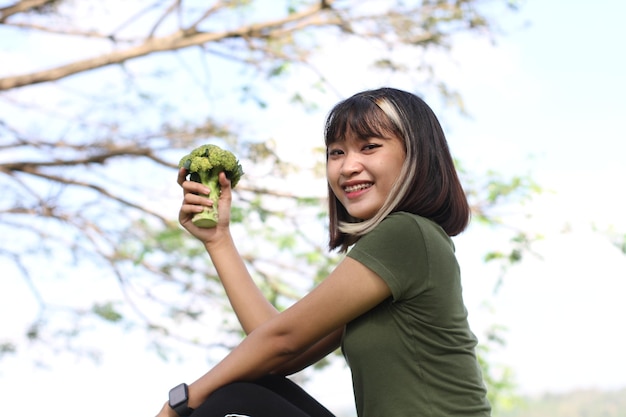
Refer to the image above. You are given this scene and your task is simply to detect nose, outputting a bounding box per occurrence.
[340,151,363,177]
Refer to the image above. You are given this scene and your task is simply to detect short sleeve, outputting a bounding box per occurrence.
[347,213,433,301]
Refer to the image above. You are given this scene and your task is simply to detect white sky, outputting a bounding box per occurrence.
[1,1,626,416]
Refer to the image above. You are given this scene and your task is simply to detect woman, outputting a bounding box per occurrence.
[157,87,491,417]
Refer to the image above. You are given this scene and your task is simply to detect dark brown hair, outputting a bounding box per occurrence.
[325,87,470,252]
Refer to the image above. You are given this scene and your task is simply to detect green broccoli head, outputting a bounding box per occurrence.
[178,144,244,228]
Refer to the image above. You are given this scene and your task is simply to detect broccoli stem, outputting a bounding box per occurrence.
[192,169,220,228]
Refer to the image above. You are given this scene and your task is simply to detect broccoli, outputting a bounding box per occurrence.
[179,144,244,228]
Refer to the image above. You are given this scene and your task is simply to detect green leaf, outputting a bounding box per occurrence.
[92,302,124,323]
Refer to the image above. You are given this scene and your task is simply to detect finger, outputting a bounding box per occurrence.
[181,179,211,196]
[180,202,205,216]
[183,191,213,207]
[219,171,232,187]
[177,167,188,186]
[178,169,211,196]
[218,172,232,198]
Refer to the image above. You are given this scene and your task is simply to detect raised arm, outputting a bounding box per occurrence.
[178,168,277,333]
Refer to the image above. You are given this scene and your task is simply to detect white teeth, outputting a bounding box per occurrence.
[344,183,372,193]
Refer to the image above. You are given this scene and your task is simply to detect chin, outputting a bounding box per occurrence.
[347,210,375,221]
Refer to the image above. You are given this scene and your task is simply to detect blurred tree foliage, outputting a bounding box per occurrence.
[498,388,626,417]
[1,0,532,411]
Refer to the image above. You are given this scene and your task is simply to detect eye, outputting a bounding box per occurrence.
[362,143,381,151]
[327,148,344,157]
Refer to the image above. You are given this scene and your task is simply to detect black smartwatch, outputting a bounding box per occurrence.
[168,383,194,416]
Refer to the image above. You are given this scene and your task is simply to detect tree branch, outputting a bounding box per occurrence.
[147,0,182,38]
[0,0,55,23]
[3,166,170,224]
[0,1,335,91]
[0,145,174,170]
[2,21,119,39]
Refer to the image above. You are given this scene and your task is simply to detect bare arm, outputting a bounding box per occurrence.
[270,327,344,376]
[204,232,279,333]
[178,168,278,333]
[157,256,391,416]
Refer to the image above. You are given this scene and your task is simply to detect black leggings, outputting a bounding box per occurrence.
[190,375,336,417]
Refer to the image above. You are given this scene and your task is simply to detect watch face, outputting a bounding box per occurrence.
[169,383,188,407]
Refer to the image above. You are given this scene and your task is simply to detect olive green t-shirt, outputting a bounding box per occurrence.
[344,212,491,417]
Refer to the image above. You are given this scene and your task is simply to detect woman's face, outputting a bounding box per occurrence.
[327,132,405,220]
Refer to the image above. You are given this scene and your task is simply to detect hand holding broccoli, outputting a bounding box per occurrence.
[178,144,244,228]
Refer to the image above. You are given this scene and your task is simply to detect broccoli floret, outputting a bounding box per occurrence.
[179,144,244,228]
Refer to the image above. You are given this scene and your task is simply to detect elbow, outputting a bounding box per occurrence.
[272,332,307,359]
[257,325,308,363]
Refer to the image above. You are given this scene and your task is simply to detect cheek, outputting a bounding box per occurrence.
[328,182,342,199]
[326,167,340,196]
[326,162,339,182]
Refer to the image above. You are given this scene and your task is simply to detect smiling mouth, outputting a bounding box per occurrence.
[344,183,373,193]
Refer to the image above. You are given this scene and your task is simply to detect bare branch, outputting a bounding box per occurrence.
[0,0,54,23]
[187,1,225,32]
[0,1,335,91]
[147,0,182,38]
[0,145,175,170]
[1,21,117,38]
[4,166,170,224]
